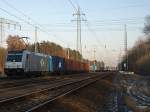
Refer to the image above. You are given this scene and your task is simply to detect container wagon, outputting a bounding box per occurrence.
[51,56,65,74]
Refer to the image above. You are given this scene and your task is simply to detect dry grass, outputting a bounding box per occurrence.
[57,97,96,112]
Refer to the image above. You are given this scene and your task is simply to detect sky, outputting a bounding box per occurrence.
[0,0,150,67]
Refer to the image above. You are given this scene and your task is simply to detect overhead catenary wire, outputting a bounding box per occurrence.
[1,0,31,21]
[85,20,127,67]
[73,0,80,8]
[68,0,77,12]
[0,9,68,46]
[0,0,69,46]
[0,7,35,27]
[84,14,106,49]
[1,0,42,31]
[84,17,122,55]
[17,19,142,32]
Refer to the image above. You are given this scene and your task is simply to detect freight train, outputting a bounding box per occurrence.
[4,50,89,77]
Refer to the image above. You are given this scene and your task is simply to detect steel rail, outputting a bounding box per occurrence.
[26,74,108,112]
[0,75,98,104]
[0,74,109,112]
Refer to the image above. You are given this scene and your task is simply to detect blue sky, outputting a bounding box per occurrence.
[0,0,150,66]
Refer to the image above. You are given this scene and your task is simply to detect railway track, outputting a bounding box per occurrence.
[0,76,54,89]
[0,73,94,87]
[0,76,88,101]
[0,73,108,112]
[0,73,92,90]
[0,76,72,92]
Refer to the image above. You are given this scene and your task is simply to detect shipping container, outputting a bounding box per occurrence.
[51,56,65,73]
[64,59,73,73]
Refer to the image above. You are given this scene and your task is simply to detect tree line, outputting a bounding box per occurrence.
[119,16,150,76]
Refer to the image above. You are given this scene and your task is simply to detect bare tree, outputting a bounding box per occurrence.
[144,16,150,35]
[6,35,26,51]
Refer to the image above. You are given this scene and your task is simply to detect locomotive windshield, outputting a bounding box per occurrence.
[7,54,22,62]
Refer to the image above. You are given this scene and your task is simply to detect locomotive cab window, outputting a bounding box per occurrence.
[7,54,23,62]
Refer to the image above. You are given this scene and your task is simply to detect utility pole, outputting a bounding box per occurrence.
[0,18,21,47]
[72,7,86,60]
[34,26,38,53]
[94,48,96,61]
[124,24,128,71]
[67,48,70,59]
[118,47,122,70]
[0,18,4,46]
[93,48,96,72]
[67,44,70,59]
